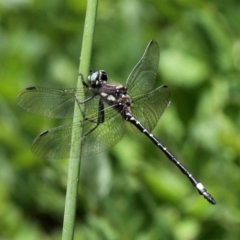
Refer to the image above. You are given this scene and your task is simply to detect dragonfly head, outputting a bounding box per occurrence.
[88,70,108,87]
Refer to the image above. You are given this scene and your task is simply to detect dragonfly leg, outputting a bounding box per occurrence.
[75,94,95,104]
[82,99,104,140]
[79,73,89,88]
[75,74,97,104]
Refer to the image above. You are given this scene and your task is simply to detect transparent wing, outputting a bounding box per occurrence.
[31,104,125,159]
[31,121,82,158]
[17,87,94,118]
[131,85,171,132]
[81,106,125,158]
[126,40,160,96]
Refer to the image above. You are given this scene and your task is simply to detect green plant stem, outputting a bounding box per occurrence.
[62,0,98,239]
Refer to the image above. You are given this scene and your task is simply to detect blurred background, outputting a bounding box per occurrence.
[1,0,240,239]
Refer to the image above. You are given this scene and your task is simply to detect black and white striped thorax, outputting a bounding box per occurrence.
[87,70,133,116]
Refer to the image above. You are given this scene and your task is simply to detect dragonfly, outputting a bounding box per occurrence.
[18,40,216,204]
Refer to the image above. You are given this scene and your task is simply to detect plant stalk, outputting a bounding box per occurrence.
[62,0,98,239]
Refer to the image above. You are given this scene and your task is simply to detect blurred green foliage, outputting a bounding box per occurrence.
[0,0,240,239]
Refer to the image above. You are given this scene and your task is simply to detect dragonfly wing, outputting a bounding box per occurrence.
[31,121,82,158]
[131,85,171,132]
[17,87,90,118]
[126,40,160,96]
[81,104,125,157]
[31,103,125,159]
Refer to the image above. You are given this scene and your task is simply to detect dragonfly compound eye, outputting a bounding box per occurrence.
[99,70,108,81]
[88,70,108,86]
